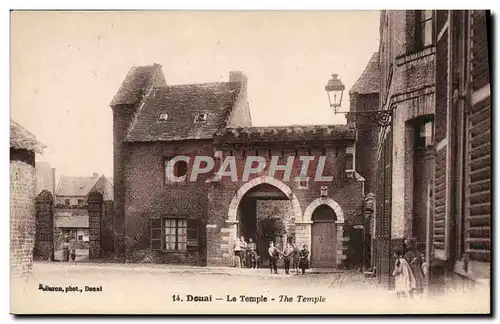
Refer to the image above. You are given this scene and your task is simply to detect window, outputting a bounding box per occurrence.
[194,113,207,123]
[158,113,169,121]
[415,120,434,149]
[64,199,70,207]
[415,10,434,51]
[164,157,188,184]
[150,218,199,252]
[165,219,187,251]
[77,199,84,206]
[77,235,83,241]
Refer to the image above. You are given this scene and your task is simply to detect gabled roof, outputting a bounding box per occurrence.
[10,119,46,154]
[110,64,162,106]
[125,82,240,142]
[56,175,100,197]
[349,52,380,95]
[54,209,89,228]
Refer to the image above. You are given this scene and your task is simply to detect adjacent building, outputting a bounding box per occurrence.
[357,10,491,291]
[111,65,366,267]
[35,161,56,195]
[55,173,113,208]
[10,119,46,278]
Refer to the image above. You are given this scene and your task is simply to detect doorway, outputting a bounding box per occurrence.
[311,204,337,268]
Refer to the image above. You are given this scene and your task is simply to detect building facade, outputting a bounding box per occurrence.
[430,9,491,291]
[35,161,56,195]
[10,120,45,278]
[55,173,113,207]
[112,65,366,267]
[362,10,491,291]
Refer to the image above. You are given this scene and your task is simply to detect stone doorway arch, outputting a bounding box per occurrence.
[225,176,302,261]
[303,197,346,267]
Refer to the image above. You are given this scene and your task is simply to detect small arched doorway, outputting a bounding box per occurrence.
[311,204,337,268]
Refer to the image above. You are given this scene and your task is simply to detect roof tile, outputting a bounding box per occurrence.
[349,52,380,95]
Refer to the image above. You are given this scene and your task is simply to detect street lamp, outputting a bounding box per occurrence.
[325,74,393,127]
[325,73,345,112]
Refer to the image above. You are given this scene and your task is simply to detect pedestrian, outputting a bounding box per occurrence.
[421,254,428,279]
[239,237,248,268]
[268,241,280,274]
[292,243,300,274]
[282,243,293,274]
[233,238,242,268]
[403,238,425,296]
[299,244,310,274]
[61,236,70,262]
[392,248,416,299]
[247,238,257,269]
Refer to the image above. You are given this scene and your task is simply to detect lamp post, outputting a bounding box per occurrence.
[325,74,394,127]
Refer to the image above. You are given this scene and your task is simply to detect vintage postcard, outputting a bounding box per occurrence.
[10,10,491,315]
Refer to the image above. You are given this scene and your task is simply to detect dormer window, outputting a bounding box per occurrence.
[194,113,207,123]
[158,113,169,121]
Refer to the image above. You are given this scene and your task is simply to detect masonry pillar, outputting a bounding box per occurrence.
[34,190,54,261]
[294,221,312,252]
[88,191,103,260]
[336,222,347,266]
[222,220,238,266]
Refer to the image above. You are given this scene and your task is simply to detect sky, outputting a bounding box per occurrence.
[10,10,380,180]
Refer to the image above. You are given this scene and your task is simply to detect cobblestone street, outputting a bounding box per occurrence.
[11,262,489,314]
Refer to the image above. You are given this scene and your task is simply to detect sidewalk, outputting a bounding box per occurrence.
[33,261,353,278]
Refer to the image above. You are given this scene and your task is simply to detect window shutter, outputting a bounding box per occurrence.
[187,219,199,248]
[150,218,163,251]
[432,27,449,261]
[464,10,491,262]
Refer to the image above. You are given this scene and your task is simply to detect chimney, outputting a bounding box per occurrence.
[229,71,247,94]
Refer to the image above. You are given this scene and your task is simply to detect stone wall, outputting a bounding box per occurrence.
[10,160,37,278]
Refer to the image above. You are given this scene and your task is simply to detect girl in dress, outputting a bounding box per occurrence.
[392,248,417,299]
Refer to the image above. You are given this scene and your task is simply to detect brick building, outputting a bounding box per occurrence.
[55,173,113,208]
[111,65,366,267]
[10,119,45,278]
[360,10,491,290]
[348,52,380,269]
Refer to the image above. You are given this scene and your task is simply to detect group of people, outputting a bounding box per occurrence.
[234,236,259,269]
[233,236,311,274]
[392,238,428,299]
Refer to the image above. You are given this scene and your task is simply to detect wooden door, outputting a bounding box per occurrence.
[311,221,337,268]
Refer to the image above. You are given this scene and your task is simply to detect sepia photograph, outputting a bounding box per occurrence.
[9,9,492,315]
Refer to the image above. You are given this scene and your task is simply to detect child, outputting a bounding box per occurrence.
[299,244,310,274]
[392,248,416,299]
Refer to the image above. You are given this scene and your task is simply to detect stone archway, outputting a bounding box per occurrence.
[302,197,346,266]
[225,176,302,259]
[303,197,345,223]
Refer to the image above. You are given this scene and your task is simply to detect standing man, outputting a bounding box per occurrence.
[268,241,280,274]
[282,243,293,274]
[233,238,242,268]
[239,237,248,268]
[247,238,257,269]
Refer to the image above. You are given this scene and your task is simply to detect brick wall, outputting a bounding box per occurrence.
[206,146,365,266]
[10,160,36,278]
[122,140,214,265]
[352,93,379,194]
